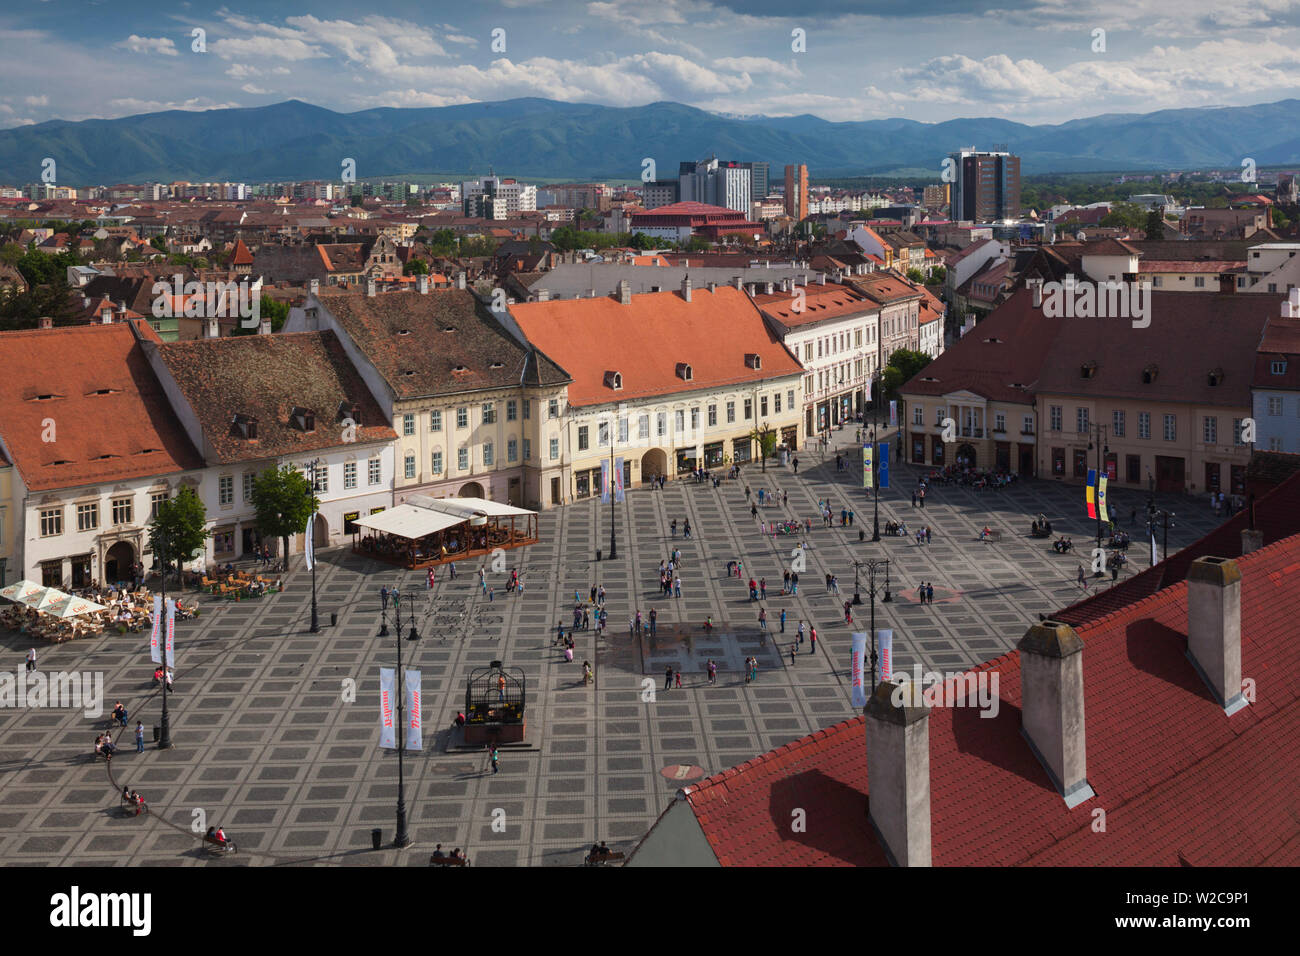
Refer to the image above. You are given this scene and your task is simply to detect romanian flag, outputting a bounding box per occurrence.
[1086,469,1097,519]
[1098,475,1109,524]
[863,444,873,489]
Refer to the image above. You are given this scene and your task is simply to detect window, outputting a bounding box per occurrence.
[804,343,813,361]
[1022,415,1034,435]
[638,414,649,439]
[726,401,735,424]
[1194,276,1205,288]
[995,413,1005,432]
[522,439,531,461]
[690,407,699,429]
[656,413,667,437]
[368,457,381,485]
[112,497,132,525]
[1163,414,1176,441]
[1049,405,1062,431]
[1271,360,1288,375]
[219,475,234,506]
[913,406,924,426]
[507,400,517,421]
[40,507,62,537]
[598,421,610,445]
[429,410,442,431]
[344,461,357,489]
[457,407,468,429]
[312,465,328,494]
[578,425,589,451]
[1112,410,1125,437]
[483,441,494,466]
[1203,416,1217,444]
[744,398,753,420]
[402,413,415,436]
[431,451,443,474]
[404,453,416,479]
[458,447,469,471]
[523,399,531,419]
[675,410,685,432]
[708,404,717,427]
[150,492,167,518]
[1270,436,1284,451]
[549,438,559,461]
[1233,418,1245,445]
[1268,396,1284,416]
[548,399,559,419]
[788,389,795,410]
[760,396,769,417]
[1138,412,1151,439]
[482,403,496,425]
[935,407,945,426]
[619,417,628,442]
[507,438,517,462]
[77,501,98,531]
[774,393,782,414]
[854,329,862,348]
[1076,407,1089,434]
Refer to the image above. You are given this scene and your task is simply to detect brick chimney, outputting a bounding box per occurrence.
[259,316,271,335]
[1017,621,1095,808]
[456,272,467,290]
[418,273,429,294]
[864,680,932,867]
[205,316,220,338]
[1186,556,1248,715]
[366,277,377,297]
[618,279,631,305]
[38,315,53,330]
[309,278,319,296]
[1027,277,1044,308]
[733,275,743,290]
[1241,527,1263,554]
[681,276,692,302]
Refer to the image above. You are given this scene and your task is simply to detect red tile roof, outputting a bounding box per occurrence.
[752,283,876,328]
[0,321,203,491]
[673,532,1300,866]
[509,287,803,407]
[231,238,254,265]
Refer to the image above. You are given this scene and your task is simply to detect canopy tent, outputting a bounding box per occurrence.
[353,495,539,569]
[44,595,107,619]
[0,580,43,604]
[405,494,536,520]
[351,505,465,539]
[19,587,70,612]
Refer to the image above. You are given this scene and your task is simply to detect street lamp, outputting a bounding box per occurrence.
[382,586,414,849]
[307,458,324,633]
[608,421,617,560]
[155,528,173,750]
[861,558,890,693]
[869,369,882,543]
[1087,426,1108,577]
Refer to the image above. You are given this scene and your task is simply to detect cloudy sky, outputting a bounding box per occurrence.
[1,0,1299,128]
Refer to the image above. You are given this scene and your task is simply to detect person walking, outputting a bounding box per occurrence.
[911,490,917,508]
[783,490,788,507]
[918,487,926,509]
[135,721,145,753]
[759,607,767,630]
[792,456,799,474]
[751,657,759,682]
[809,624,817,649]
[843,601,852,624]
[671,519,678,538]
[926,526,932,545]
[674,669,682,689]
[917,581,926,605]
[832,575,839,596]
[708,659,717,686]
[759,577,767,599]
[782,570,791,594]
[683,519,692,539]
[780,608,787,633]
[790,642,797,666]
[791,571,799,595]
[427,567,435,590]
[674,576,682,598]
[1077,564,1087,589]
[489,744,500,775]
[26,647,36,673]
[796,620,805,645]
[809,628,817,654]
[488,586,494,602]
[648,607,657,637]
[665,666,674,690]
[380,586,389,611]
[582,607,591,630]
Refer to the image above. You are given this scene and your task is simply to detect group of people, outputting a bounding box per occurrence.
[1053,536,1075,554]
[657,556,683,598]
[121,786,145,815]
[916,582,937,605]
[914,525,934,545]
[884,519,909,537]
[430,844,468,862]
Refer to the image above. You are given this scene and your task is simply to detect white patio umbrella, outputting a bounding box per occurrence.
[19,587,71,613]
[0,579,43,603]
[45,595,107,618]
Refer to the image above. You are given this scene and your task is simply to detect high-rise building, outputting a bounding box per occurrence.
[642,180,680,210]
[462,176,537,219]
[677,157,753,214]
[784,164,808,221]
[747,162,769,202]
[949,149,1020,222]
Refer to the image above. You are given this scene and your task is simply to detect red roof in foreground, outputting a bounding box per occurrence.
[674,532,1300,866]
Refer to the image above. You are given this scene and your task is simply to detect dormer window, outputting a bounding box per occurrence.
[1270,359,1287,375]
[290,406,316,432]
[745,354,762,370]
[1142,364,1158,385]
[676,363,693,381]
[1080,361,1097,380]
[604,371,623,390]
[232,413,258,440]
[337,401,361,426]
[1207,367,1224,387]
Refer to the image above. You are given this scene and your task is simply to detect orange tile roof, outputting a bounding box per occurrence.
[231,238,254,265]
[0,321,202,491]
[752,283,877,328]
[509,287,803,406]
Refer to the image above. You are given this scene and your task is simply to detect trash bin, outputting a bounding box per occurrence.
[595,549,602,561]
[152,726,160,742]
[859,530,865,542]
[330,611,338,626]
[371,828,382,850]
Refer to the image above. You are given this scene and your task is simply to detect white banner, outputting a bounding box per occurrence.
[164,598,175,669]
[877,629,893,682]
[378,667,396,750]
[305,512,315,571]
[889,400,898,429]
[149,594,162,664]
[404,668,422,752]
[850,632,867,709]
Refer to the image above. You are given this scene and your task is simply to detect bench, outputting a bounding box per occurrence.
[429,855,468,866]
[583,851,625,866]
[120,795,148,816]
[201,837,237,855]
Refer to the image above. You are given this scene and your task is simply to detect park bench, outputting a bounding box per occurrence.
[583,850,625,866]
[429,855,468,866]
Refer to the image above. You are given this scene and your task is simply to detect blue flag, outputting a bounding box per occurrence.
[878,442,890,489]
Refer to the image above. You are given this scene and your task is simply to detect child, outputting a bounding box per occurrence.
[674,670,682,689]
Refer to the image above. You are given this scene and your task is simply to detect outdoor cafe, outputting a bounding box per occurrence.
[350,495,538,570]
[1,580,111,643]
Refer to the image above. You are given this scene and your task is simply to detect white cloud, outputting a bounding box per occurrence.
[106,97,243,115]
[587,0,689,26]
[116,35,179,57]
[241,84,270,95]
[714,56,803,82]
[24,95,49,107]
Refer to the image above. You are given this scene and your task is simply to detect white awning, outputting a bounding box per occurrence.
[405,494,535,518]
[351,505,465,539]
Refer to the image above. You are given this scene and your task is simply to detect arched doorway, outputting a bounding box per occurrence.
[105,541,134,585]
[641,448,667,483]
[459,482,484,498]
[312,513,328,549]
[956,443,977,468]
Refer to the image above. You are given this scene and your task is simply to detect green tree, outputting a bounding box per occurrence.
[927,265,946,285]
[150,235,167,252]
[749,424,779,471]
[683,235,712,252]
[906,267,926,284]
[148,486,209,583]
[403,257,429,276]
[1144,209,1166,239]
[1271,207,1291,230]
[886,348,932,386]
[251,465,318,566]
[230,296,289,335]
[0,242,23,266]
[880,365,904,402]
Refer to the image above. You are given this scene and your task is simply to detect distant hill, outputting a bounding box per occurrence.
[1,97,1298,185]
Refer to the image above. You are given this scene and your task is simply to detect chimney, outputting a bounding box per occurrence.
[456,272,467,290]
[366,277,377,297]
[83,296,91,309]
[1186,557,1248,715]
[38,316,53,330]
[309,278,319,296]
[1017,621,1095,808]
[681,276,692,302]
[819,273,826,285]
[259,317,271,335]
[1028,277,1044,308]
[683,259,688,268]
[864,680,931,867]
[707,281,717,293]
[206,316,220,338]
[764,282,774,295]
[418,274,429,294]
[1241,527,1263,554]
[536,288,551,302]
[618,279,631,305]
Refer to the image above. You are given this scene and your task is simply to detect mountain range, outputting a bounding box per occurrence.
[1,97,1298,186]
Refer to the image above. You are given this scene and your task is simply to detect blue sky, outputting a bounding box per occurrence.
[2,0,1299,128]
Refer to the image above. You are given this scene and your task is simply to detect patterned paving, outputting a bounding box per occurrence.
[0,428,1222,866]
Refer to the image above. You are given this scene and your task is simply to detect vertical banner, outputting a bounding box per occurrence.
[614,457,625,503]
[878,442,890,489]
[378,667,396,750]
[889,400,898,429]
[1098,475,1109,525]
[863,444,873,489]
[1085,469,1097,519]
[149,594,162,664]
[305,512,315,571]
[404,668,422,752]
[164,598,175,669]
[877,629,894,682]
[850,633,867,709]
[600,459,610,504]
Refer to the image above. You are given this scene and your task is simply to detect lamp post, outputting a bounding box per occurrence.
[385,586,412,848]
[307,458,323,633]
[861,557,890,692]
[155,528,173,750]
[608,420,617,560]
[1087,425,1108,577]
[870,369,882,543]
